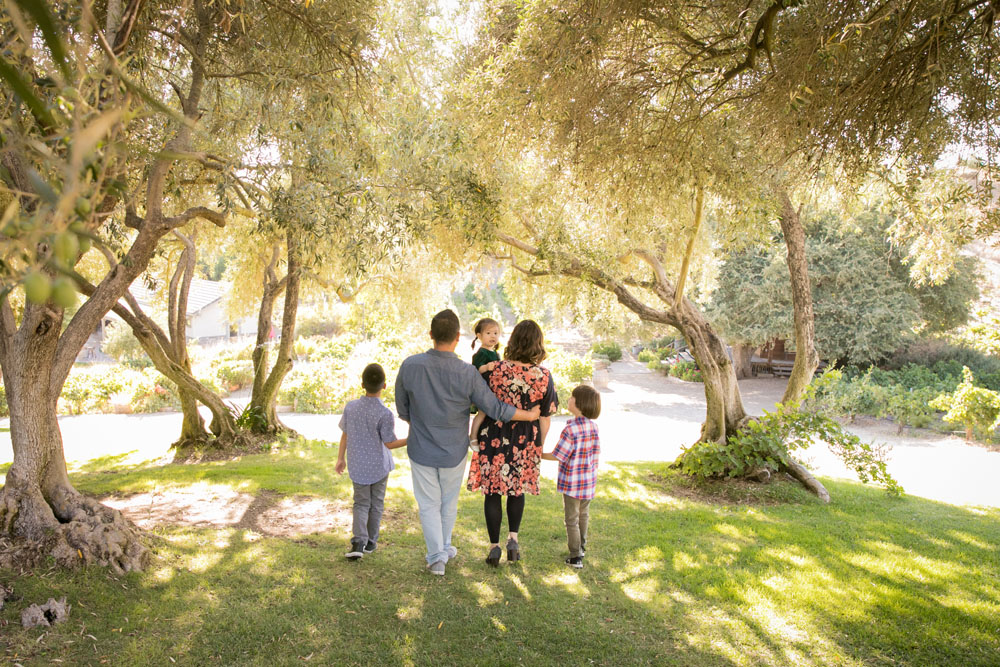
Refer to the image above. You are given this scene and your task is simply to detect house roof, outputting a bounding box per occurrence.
[127,278,229,317]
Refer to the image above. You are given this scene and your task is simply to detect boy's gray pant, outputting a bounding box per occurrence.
[563,494,591,558]
[352,475,389,544]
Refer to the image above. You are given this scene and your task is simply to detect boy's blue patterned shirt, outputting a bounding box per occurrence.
[339,396,396,485]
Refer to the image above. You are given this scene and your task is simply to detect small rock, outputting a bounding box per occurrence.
[21,597,71,629]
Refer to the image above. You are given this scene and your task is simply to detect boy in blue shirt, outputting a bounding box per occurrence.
[336,363,406,560]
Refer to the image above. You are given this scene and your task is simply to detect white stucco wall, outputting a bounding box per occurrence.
[187,300,229,340]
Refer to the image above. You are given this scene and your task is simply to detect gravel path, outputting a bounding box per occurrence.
[2,361,998,508]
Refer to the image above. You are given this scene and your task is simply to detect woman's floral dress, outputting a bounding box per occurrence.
[467,360,558,496]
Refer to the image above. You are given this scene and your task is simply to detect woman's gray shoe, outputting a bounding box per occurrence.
[506,537,520,562]
[485,545,502,567]
[429,560,446,576]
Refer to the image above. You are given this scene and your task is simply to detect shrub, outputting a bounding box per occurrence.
[278,367,353,413]
[130,369,181,413]
[669,361,702,382]
[545,347,594,414]
[953,314,1000,356]
[680,400,901,496]
[548,349,594,385]
[60,366,127,414]
[657,347,677,361]
[930,367,1000,440]
[888,339,1000,383]
[297,311,342,338]
[590,341,622,362]
[228,403,267,432]
[311,335,357,367]
[882,386,941,432]
[293,337,318,361]
[214,360,254,391]
[646,358,662,371]
[637,349,657,364]
[101,322,151,368]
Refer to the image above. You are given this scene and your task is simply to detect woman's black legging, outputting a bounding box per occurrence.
[484,493,525,544]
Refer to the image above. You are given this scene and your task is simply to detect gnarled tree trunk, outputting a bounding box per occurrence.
[250,230,301,432]
[0,0,231,568]
[732,343,754,379]
[673,304,748,443]
[0,308,149,574]
[777,188,820,404]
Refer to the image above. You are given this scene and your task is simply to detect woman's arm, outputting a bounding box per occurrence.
[538,415,551,447]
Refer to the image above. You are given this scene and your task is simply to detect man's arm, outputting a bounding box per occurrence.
[513,406,541,421]
[469,370,540,422]
[335,432,347,474]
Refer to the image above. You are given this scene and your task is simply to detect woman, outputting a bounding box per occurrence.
[467,320,558,566]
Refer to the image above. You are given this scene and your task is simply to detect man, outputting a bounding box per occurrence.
[395,309,540,575]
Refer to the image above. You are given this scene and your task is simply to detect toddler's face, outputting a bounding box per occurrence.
[480,325,500,349]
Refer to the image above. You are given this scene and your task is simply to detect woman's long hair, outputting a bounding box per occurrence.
[504,320,546,365]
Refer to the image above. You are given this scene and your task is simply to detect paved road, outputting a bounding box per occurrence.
[2,360,998,507]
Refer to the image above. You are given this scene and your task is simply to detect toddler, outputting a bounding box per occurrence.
[336,363,406,560]
[469,317,501,449]
[542,385,601,569]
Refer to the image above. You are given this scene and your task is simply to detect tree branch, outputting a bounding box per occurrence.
[495,232,677,326]
[720,0,794,83]
[673,184,705,309]
[164,206,226,229]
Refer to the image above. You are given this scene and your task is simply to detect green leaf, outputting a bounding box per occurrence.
[0,56,57,130]
[17,0,73,81]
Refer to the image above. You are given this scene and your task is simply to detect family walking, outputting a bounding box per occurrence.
[335,309,602,575]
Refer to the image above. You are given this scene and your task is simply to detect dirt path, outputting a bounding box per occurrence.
[2,361,999,510]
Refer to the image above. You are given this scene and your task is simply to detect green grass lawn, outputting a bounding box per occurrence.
[2,439,999,666]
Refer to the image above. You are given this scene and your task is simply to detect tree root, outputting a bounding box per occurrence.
[783,458,830,503]
[171,429,274,463]
[21,597,70,628]
[0,485,149,574]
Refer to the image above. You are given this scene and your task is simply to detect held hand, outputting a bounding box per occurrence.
[528,405,541,420]
[335,460,346,475]
[487,362,497,372]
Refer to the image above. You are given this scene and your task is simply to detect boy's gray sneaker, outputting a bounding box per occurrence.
[428,560,446,576]
[446,545,458,560]
[345,539,364,561]
[363,541,377,554]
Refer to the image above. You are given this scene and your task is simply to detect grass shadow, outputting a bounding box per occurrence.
[2,447,998,665]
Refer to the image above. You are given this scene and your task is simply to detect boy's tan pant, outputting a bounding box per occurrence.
[563,494,591,558]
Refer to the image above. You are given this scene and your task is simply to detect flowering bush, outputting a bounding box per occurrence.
[669,361,702,382]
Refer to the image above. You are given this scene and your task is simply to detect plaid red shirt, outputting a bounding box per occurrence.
[551,416,601,499]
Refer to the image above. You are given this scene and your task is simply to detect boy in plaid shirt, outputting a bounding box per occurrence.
[542,385,601,569]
